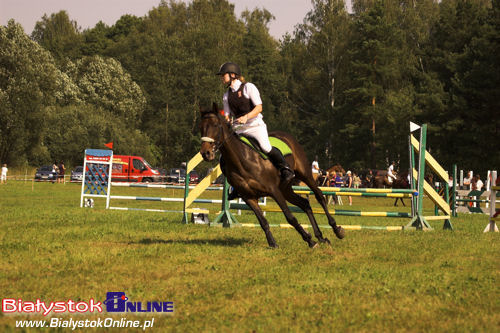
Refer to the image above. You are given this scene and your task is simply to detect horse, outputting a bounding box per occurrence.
[316,169,329,186]
[372,170,391,188]
[199,103,345,248]
[371,169,411,206]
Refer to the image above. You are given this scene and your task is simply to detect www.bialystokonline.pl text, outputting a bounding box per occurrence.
[16,317,155,330]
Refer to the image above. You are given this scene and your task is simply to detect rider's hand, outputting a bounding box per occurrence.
[236,115,248,124]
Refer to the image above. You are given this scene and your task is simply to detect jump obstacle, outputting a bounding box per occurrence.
[484,171,499,232]
[450,166,499,215]
[80,149,225,221]
[219,122,452,230]
[80,149,113,208]
[80,122,453,231]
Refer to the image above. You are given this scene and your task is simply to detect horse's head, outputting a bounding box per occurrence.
[199,102,225,162]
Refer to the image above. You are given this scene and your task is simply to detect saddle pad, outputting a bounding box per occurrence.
[239,136,292,159]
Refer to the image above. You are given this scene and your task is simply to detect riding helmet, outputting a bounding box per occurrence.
[216,62,241,76]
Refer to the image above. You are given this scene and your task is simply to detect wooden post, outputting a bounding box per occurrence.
[406,124,432,230]
[484,171,498,232]
[212,177,239,228]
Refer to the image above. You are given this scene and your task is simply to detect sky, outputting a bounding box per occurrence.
[0,0,330,40]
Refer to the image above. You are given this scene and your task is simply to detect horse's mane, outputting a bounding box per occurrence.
[200,103,238,140]
[201,103,228,121]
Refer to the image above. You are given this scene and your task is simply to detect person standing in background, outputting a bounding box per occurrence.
[57,161,66,183]
[311,156,320,182]
[1,164,7,184]
[475,174,483,191]
[353,172,361,189]
[345,170,353,205]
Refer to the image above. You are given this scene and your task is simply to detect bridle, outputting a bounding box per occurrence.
[200,113,234,152]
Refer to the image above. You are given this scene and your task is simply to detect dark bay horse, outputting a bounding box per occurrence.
[372,170,410,206]
[199,103,345,248]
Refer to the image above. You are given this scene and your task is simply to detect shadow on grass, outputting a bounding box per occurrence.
[134,237,250,247]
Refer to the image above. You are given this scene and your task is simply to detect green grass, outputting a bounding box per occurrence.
[0,181,498,332]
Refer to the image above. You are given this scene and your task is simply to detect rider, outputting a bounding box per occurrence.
[217,62,295,198]
[387,161,397,183]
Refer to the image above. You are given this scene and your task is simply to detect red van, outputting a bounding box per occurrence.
[111,155,163,182]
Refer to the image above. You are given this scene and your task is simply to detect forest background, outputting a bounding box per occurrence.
[1,0,498,176]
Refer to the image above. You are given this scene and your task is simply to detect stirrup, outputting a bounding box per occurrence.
[228,187,240,200]
[280,167,295,184]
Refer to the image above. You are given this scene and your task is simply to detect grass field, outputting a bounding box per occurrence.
[0,181,498,332]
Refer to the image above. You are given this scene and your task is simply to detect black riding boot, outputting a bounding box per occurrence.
[267,147,295,184]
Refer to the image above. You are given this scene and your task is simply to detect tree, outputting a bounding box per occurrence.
[240,8,286,132]
[290,0,352,165]
[344,0,419,168]
[44,105,154,165]
[424,0,499,173]
[31,11,82,63]
[80,21,112,56]
[0,21,61,165]
[65,55,146,125]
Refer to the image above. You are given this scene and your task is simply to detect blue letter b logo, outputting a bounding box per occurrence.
[104,292,127,312]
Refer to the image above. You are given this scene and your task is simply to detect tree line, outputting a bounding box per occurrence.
[1,0,498,176]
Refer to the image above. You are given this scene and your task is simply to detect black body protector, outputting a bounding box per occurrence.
[227,83,254,119]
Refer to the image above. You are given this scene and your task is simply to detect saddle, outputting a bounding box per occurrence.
[238,135,292,159]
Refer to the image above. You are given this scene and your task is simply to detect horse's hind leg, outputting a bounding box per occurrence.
[393,198,405,207]
[282,187,331,245]
[273,191,317,248]
[302,177,345,239]
[244,198,278,248]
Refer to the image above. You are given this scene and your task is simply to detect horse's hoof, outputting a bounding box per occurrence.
[309,241,318,249]
[269,243,279,249]
[334,226,345,239]
[320,238,331,245]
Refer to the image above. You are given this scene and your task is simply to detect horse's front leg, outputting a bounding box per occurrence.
[244,198,278,248]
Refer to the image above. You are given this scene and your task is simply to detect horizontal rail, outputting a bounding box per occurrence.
[230,203,411,218]
[110,195,184,202]
[109,207,183,213]
[294,190,414,198]
[293,186,418,194]
[239,223,404,231]
[110,195,222,204]
[111,182,222,190]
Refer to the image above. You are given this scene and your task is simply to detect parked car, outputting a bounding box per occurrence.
[71,166,84,182]
[167,168,186,183]
[189,170,200,184]
[34,165,58,182]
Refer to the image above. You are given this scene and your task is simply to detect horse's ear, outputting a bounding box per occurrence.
[212,102,218,112]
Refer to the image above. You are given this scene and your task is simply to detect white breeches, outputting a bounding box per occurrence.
[233,117,272,153]
[388,172,396,183]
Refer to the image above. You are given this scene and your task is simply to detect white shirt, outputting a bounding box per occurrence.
[476,179,483,190]
[388,164,396,178]
[1,166,7,176]
[312,161,319,174]
[222,80,263,123]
